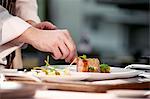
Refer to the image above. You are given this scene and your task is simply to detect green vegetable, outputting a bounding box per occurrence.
[88,66,98,72]
[45,56,50,66]
[100,64,110,73]
[49,67,55,72]
[79,55,87,60]
[88,66,94,72]
[49,66,57,72]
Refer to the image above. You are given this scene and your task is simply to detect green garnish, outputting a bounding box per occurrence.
[100,64,110,73]
[32,55,71,76]
[88,66,95,72]
[49,66,57,72]
[45,55,50,66]
[45,60,50,66]
[79,55,87,60]
[88,66,97,72]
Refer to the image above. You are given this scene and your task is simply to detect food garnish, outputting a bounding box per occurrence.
[100,64,110,73]
[31,55,70,76]
[79,54,87,60]
[45,55,50,66]
[88,66,97,72]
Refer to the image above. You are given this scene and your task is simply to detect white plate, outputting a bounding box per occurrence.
[70,67,140,80]
[38,65,140,81]
[38,73,89,81]
[1,65,141,81]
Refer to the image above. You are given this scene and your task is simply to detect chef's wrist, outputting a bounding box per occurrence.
[13,26,38,45]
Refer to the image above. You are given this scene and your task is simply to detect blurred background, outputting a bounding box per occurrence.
[22,0,150,68]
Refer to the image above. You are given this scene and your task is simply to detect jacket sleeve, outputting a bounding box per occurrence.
[16,0,41,23]
[0,6,31,65]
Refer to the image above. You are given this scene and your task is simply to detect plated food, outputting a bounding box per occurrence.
[31,66,70,76]
[30,55,110,77]
[77,55,110,73]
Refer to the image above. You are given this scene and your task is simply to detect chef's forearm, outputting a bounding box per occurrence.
[11,26,38,45]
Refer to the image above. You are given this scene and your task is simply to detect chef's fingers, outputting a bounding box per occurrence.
[58,40,70,59]
[69,52,78,63]
[42,21,57,30]
[51,46,62,60]
[35,21,57,30]
[69,55,78,65]
[64,40,77,63]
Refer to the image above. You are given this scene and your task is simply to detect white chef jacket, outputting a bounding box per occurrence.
[0,0,40,65]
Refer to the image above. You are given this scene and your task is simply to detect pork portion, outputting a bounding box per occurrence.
[77,58,89,72]
[77,58,100,72]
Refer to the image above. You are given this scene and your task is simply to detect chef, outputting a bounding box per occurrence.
[0,0,77,68]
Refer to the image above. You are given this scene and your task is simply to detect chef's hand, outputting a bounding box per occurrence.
[26,20,57,30]
[34,22,57,30]
[15,27,77,62]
